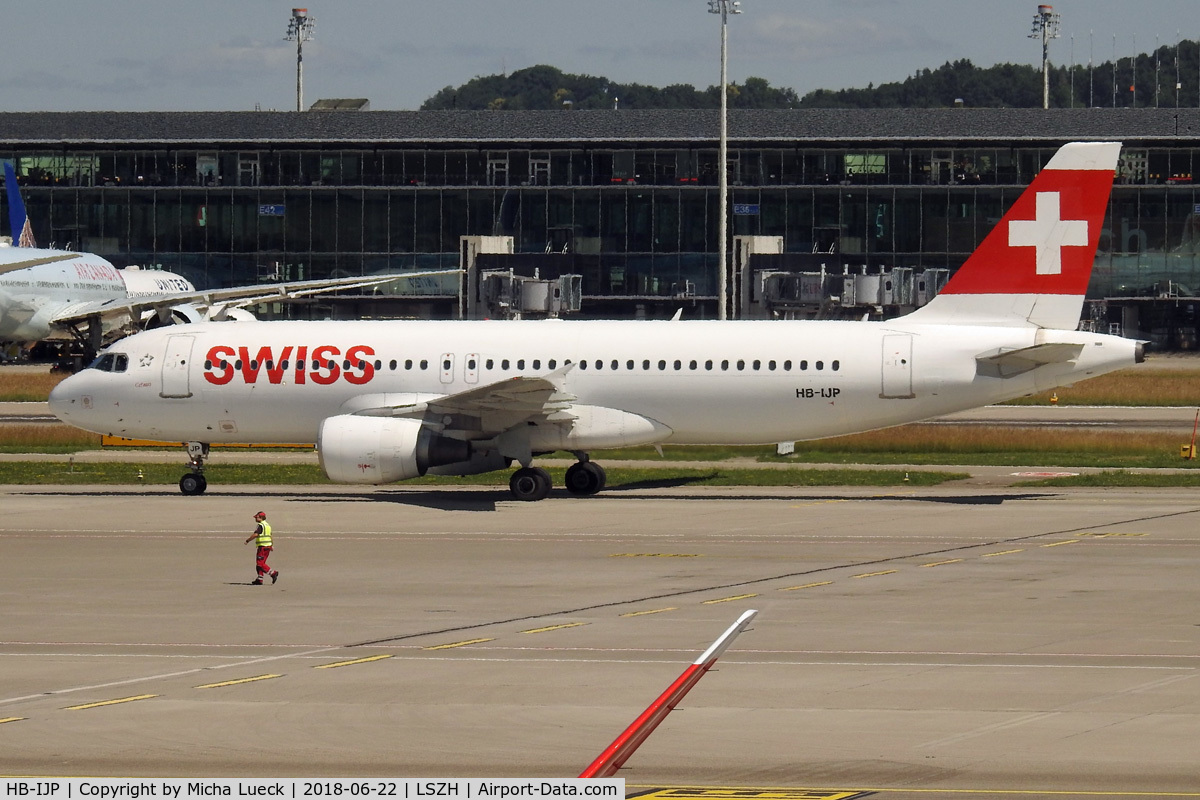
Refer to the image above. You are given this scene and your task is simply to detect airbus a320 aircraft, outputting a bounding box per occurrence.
[50,142,1142,500]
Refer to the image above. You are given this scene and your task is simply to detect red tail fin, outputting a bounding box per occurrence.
[906,141,1120,329]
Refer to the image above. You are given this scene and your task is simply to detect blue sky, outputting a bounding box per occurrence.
[3,1,1197,111]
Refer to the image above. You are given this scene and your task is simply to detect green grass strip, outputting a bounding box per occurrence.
[0,462,966,488]
[1014,470,1200,487]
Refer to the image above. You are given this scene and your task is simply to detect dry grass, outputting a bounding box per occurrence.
[0,424,100,448]
[0,369,68,401]
[1011,368,1200,406]
[807,424,1180,455]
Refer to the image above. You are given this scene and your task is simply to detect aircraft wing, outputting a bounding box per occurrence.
[47,270,461,329]
[356,372,578,438]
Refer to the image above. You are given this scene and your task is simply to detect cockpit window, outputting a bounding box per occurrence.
[88,353,129,373]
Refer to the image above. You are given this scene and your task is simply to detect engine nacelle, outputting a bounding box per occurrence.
[317,414,470,485]
[141,304,204,329]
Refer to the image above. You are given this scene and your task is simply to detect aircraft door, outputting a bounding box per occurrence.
[439,352,455,385]
[880,334,915,399]
[160,334,195,399]
[464,352,480,384]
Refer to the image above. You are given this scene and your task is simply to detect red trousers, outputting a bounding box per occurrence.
[255,546,274,577]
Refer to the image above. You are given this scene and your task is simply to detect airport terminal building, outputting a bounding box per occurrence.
[5,107,1200,345]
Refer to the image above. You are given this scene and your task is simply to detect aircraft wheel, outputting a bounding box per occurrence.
[179,473,207,496]
[509,466,552,501]
[564,461,606,496]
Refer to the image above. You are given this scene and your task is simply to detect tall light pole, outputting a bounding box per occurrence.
[709,0,740,320]
[286,8,316,112]
[1029,4,1060,109]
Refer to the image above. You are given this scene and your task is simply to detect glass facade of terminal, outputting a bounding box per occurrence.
[9,144,1200,305]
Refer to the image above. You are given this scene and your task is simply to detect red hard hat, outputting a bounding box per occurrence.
[254,511,266,519]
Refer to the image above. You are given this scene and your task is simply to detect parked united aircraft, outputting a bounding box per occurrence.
[0,164,436,359]
[0,245,437,359]
[50,142,1141,500]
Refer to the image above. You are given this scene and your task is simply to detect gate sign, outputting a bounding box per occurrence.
[733,203,760,215]
[258,204,286,217]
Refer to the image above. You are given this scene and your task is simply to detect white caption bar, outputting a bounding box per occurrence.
[0,780,624,800]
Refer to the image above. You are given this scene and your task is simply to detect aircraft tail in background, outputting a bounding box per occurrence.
[4,162,36,248]
[904,141,1120,330]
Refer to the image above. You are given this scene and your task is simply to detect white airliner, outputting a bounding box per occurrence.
[50,142,1141,500]
[0,245,426,357]
[0,163,431,358]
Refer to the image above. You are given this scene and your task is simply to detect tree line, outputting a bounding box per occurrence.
[420,41,1200,110]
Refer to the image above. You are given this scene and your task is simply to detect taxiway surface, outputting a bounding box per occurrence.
[1,483,1198,797]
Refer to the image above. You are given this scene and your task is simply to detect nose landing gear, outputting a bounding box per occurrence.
[179,441,209,495]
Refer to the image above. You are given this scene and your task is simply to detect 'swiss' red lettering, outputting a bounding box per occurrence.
[237,346,267,383]
[266,346,293,384]
[204,345,236,385]
[310,345,341,385]
[200,344,376,386]
[344,344,376,385]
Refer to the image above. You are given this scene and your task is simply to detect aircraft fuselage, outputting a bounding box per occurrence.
[51,318,1138,448]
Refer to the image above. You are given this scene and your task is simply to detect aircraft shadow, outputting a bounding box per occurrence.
[10,487,1056,508]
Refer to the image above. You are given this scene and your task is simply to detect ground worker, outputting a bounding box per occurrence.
[244,511,280,585]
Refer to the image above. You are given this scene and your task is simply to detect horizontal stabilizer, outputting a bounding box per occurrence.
[976,342,1084,378]
[578,609,757,779]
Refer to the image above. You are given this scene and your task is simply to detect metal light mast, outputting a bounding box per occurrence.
[1029,4,1061,109]
[708,0,740,320]
[286,8,316,112]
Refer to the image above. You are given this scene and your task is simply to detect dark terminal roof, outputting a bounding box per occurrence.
[1,108,1199,147]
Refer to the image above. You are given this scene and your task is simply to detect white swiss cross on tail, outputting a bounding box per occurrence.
[904,141,1121,330]
[1008,191,1089,276]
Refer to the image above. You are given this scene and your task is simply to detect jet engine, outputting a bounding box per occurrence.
[141,304,255,330]
[317,414,471,484]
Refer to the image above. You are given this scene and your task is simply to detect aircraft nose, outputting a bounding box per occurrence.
[48,374,86,422]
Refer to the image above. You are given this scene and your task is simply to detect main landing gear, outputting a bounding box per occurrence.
[507,455,607,502]
[179,441,209,496]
